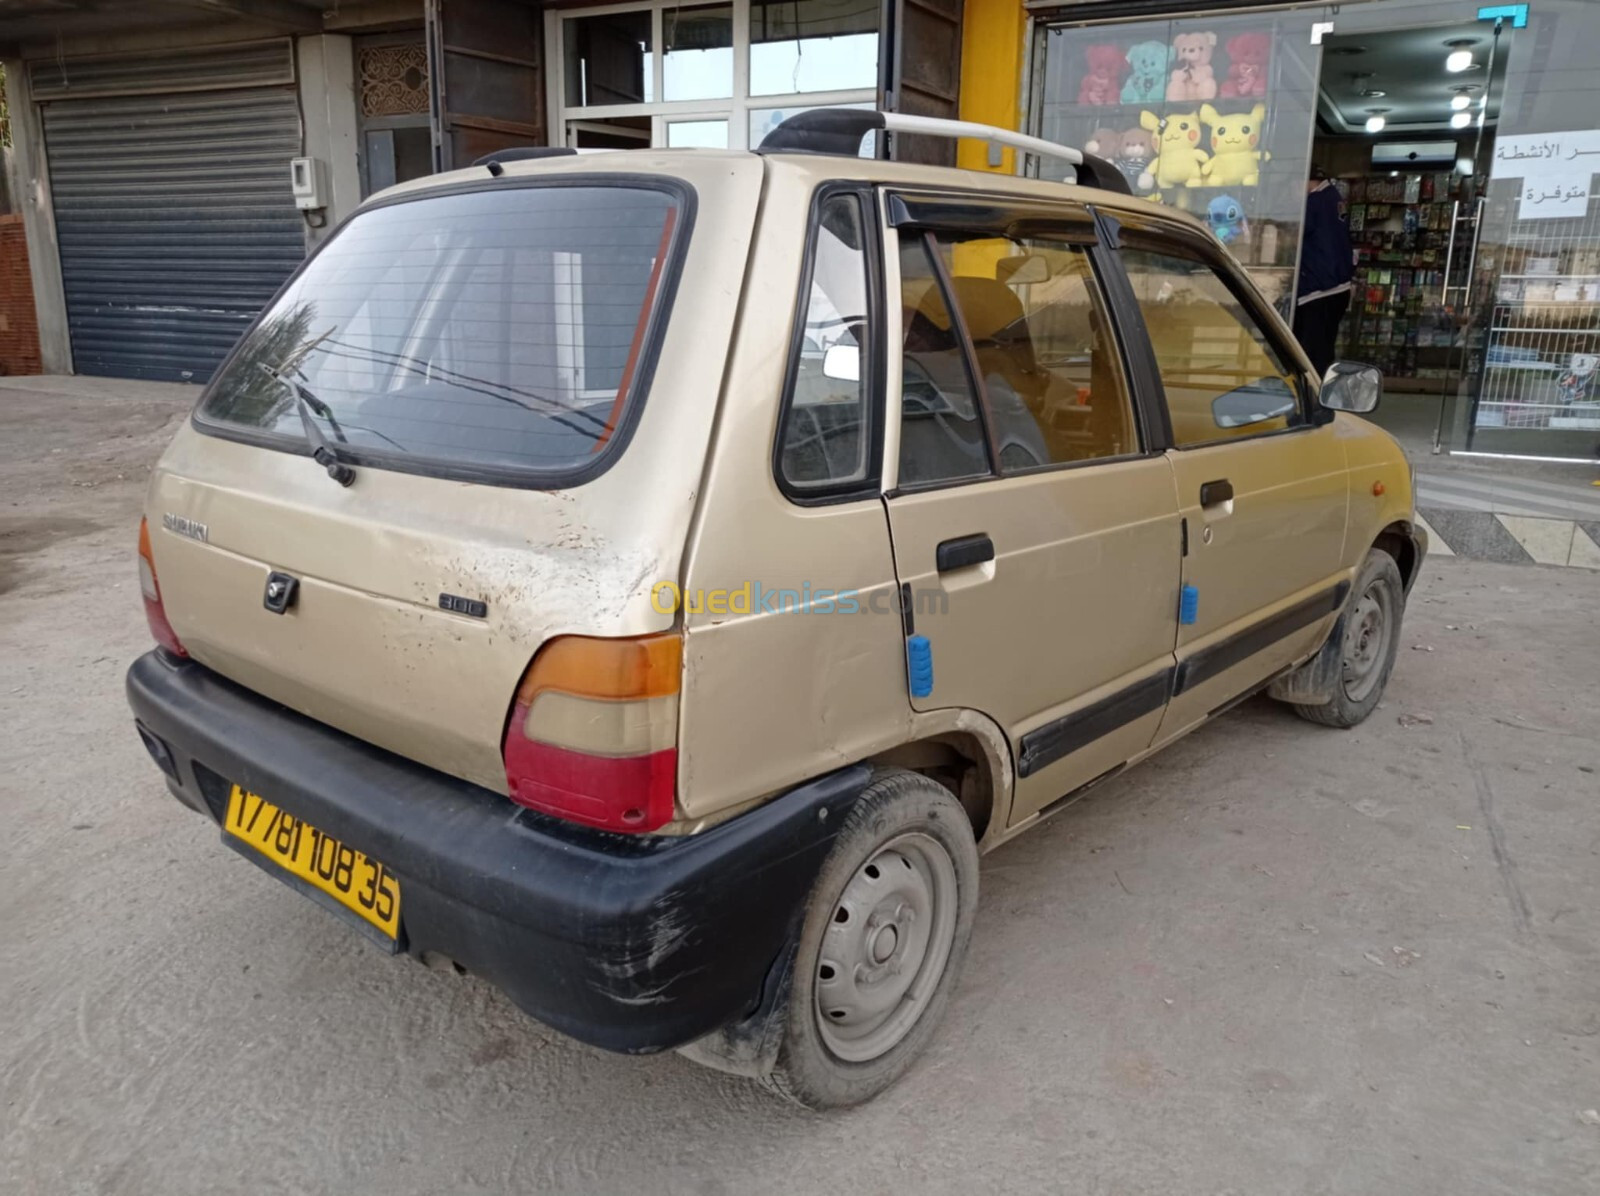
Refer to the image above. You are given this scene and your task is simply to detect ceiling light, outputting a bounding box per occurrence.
[1451,111,1472,128]
[1446,49,1474,71]
[1365,115,1387,133]
[1362,88,1388,98]
[1451,94,1472,110]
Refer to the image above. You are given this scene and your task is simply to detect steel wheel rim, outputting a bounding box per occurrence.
[1341,581,1392,703]
[814,832,959,1063]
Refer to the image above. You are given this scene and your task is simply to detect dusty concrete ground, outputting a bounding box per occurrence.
[2,377,1598,1195]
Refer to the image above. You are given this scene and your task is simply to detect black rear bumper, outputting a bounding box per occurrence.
[126,650,864,1054]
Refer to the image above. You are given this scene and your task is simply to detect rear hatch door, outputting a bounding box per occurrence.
[146,156,763,793]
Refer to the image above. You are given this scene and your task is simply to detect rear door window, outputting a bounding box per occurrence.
[197,182,687,484]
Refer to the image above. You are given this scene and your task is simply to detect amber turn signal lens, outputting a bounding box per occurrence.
[513,633,681,704]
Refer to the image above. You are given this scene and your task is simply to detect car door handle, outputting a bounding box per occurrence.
[1199,479,1234,507]
[936,533,994,573]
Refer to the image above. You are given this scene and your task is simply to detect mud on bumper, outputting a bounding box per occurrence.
[126,650,863,1054]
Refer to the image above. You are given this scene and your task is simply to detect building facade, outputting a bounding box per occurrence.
[957,0,1600,461]
[0,0,960,383]
[4,0,1598,462]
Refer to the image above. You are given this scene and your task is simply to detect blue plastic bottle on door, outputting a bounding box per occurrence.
[906,635,934,698]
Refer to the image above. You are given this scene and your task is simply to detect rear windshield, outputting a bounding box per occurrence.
[197,181,685,483]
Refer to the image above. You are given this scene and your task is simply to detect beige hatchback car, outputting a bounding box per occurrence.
[127,110,1424,1109]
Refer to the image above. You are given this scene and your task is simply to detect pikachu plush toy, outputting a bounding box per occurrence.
[1200,103,1270,186]
[1138,109,1210,197]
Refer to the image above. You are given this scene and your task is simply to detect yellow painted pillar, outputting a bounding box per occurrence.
[957,0,1027,174]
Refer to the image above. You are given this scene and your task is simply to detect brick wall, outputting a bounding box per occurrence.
[0,215,43,376]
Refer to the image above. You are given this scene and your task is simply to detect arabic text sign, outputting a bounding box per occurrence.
[1492,130,1600,219]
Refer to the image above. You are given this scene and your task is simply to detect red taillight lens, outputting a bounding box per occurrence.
[502,634,680,832]
[138,517,187,658]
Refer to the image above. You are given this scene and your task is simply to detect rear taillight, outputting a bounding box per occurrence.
[137,517,187,657]
[502,633,680,833]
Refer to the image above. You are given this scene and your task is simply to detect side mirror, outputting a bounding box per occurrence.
[1318,361,1382,414]
[822,343,861,383]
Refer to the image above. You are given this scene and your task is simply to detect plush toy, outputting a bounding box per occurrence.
[1085,127,1123,159]
[1207,195,1249,244]
[1122,41,1170,105]
[1219,32,1270,99]
[1139,109,1209,191]
[1078,44,1128,106]
[1115,125,1159,196]
[1167,31,1218,102]
[1201,102,1270,186]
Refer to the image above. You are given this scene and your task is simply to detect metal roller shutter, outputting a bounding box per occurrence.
[38,47,306,383]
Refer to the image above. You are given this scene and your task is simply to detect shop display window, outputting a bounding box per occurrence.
[1033,13,1325,309]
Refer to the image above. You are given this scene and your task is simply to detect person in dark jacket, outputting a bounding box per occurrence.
[1294,166,1356,379]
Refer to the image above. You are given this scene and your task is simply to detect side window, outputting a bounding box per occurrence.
[1118,244,1303,447]
[934,232,1138,469]
[897,235,992,487]
[777,193,874,494]
[896,225,1139,488]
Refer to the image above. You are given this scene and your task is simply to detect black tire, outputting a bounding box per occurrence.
[1293,548,1405,728]
[761,769,979,1110]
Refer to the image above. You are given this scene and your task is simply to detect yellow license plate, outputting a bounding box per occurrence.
[224,785,401,940]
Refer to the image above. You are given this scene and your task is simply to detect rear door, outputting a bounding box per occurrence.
[1107,215,1349,744]
[879,193,1181,827]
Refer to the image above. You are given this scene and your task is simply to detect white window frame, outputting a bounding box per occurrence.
[547,0,879,151]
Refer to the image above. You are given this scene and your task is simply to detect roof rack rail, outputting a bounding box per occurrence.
[757,109,1130,195]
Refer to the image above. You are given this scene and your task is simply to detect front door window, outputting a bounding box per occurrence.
[1118,243,1305,445]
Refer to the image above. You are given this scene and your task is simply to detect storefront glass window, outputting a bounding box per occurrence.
[749,0,879,97]
[667,118,730,148]
[664,5,734,103]
[557,0,879,151]
[1033,11,1327,310]
[1320,0,1600,461]
[564,11,654,107]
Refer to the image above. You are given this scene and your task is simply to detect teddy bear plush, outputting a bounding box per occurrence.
[1219,32,1270,98]
[1121,41,1170,105]
[1115,125,1159,196]
[1139,108,1209,191]
[1200,102,1270,186]
[1167,31,1218,102]
[1078,44,1128,105]
[1085,127,1123,159]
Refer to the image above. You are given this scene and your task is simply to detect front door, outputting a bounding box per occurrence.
[1109,221,1350,744]
[879,196,1181,827]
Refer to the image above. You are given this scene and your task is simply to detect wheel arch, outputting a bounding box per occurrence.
[1373,520,1425,594]
[862,708,1013,849]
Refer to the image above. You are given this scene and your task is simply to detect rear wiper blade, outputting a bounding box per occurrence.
[258,363,356,487]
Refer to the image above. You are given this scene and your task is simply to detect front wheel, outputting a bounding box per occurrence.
[762,769,979,1110]
[1293,548,1405,728]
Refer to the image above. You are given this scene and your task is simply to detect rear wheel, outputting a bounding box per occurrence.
[762,769,978,1110]
[1293,548,1404,728]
